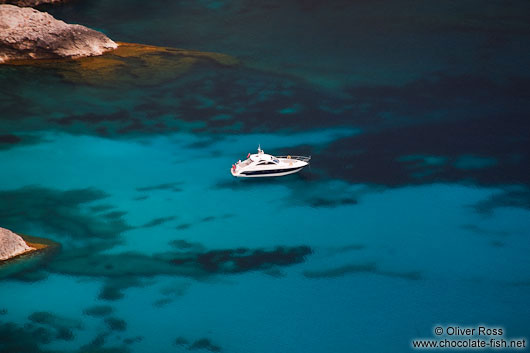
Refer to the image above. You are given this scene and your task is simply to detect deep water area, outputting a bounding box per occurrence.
[1,0,530,352]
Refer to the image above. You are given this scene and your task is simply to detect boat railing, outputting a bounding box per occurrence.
[276,155,311,162]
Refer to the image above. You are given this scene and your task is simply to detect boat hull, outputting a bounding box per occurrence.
[231,166,305,178]
[230,148,310,178]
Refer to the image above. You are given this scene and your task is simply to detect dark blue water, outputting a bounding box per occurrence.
[1,0,530,352]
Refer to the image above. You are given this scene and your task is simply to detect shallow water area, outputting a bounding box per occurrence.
[1,130,529,352]
[1,0,530,352]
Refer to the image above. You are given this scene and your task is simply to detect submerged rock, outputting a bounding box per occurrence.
[0,4,117,63]
[0,227,34,261]
[5,41,238,86]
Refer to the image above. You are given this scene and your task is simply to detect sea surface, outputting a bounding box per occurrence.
[1,0,530,352]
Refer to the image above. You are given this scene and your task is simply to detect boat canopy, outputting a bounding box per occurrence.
[250,153,273,162]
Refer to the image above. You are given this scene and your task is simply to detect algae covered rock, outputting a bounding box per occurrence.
[0,4,117,63]
[5,41,239,86]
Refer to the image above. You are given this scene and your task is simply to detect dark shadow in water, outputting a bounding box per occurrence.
[267,74,530,196]
[175,223,192,230]
[510,280,530,287]
[175,336,189,346]
[136,182,183,192]
[52,110,131,127]
[490,240,505,248]
[262,268,286,278]
[471,186,530,215]
[201,216,216,222]
[175,336,222,352]
[215,172,363,209]
[103,211,128,220]
[304,263,377,278]
[98,276,150,301]
[77,331,134,353]
[153,298,174,307]
[303,262,422,281]
[20,311,84,344]
[1,59,348,138]
[83,305,114,318]
[169,239,201,250]
[0,186,131,248]
[0,321,53,352]
[172,214,233,232]
[49,243,308,303]
[3,64,529,212]
[140,216,177,228]
[133,195,149,201]
[188,338,222,352]
[321,244,366,257]
[105,317,127,332]
[28,311,82,330]
[0,134,43,151]
[79,332,110,352]
[314,112,529,188]
[89,204,116,213]
[186,138,221,149]
[307,197,357,208]
[0,321,107,351]
[172,246,312,274]
[0,186,310,295]
[123,336,143,345]
[49,244,311,279]
[460,224,510,237]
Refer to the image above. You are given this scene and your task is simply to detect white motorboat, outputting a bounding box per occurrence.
[231,146,311,178]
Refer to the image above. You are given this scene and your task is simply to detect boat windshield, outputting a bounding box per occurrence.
[272,158,279,164]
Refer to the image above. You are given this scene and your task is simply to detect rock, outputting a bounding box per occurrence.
[0,227,35,261]
[0,4,117,63]
[0,0,66,7]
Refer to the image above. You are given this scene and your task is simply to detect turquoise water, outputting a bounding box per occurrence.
[1,1,530,352]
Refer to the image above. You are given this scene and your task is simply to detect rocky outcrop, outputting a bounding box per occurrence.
[0,4,117,63]
[0,227,34,261]
[0,0,66,7]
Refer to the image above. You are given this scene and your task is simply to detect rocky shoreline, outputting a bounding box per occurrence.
[0,227,35,261]
[0,0,67,7]
[0,227,59,266]
[0,4,117,63]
